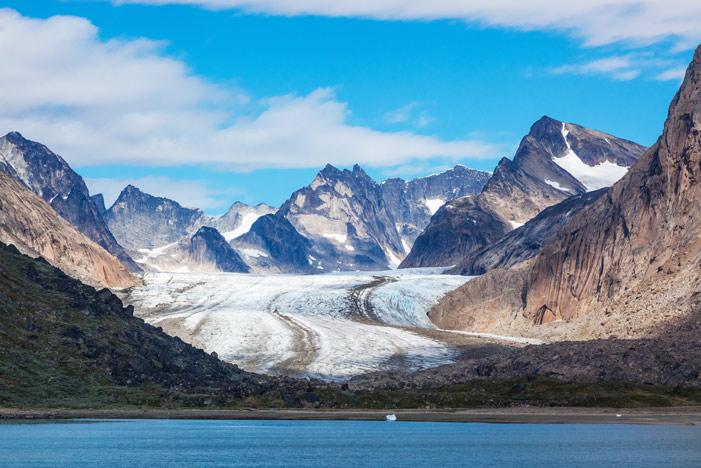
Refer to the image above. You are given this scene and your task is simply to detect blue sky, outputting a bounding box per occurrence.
[0,0,696,213]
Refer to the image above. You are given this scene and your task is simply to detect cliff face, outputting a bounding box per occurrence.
[0,132,139,272]
[451,189,607,275]
[431,46,701,341]
[0,172,136,289]
[136,226,250,273]
[523,45,701,326]
[233,214,315,273]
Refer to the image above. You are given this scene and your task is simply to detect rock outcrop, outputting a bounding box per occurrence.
[401,117,645,268]
[451,189,607,275]
[0,132,139,271]
[233,214,315,273]
[0,171,136,289]
[431,46,701,342]
[105,184,206,251]
[135,226,250,273]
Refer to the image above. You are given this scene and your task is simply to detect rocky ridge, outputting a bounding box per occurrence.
[401,117,645,268]
[0,132,139,272]
[0,171,136,289]
[135,226,250,273]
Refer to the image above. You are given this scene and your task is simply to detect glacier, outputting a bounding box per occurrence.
[123,269,473,380]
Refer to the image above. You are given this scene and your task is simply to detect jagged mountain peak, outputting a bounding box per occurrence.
[116,184,148,200]
[319,163,343,178]
[401,115,645,269]
[0,132,140,272]
[3,130,26,140]
[527,115,564,137]
[106,185,205,251]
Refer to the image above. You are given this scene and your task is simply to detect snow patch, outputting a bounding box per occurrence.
[509,220,524,229]
[322,232,348,244]
[424,198,445,215]
[554,123,629,191]
[241,248,269,258]
[544,178,570,192]
[385,250,402,269]
[222,212,264,241]
[134,241,179,263]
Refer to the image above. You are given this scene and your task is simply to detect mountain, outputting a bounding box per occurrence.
[430,46,701,342]
[276,164,489,271]
[0,171,135,289]
[401,117,645,268]
[278,164,402,270]
[0,132,139,272]
[105,184,206,251]
[380,165,491,252]
[101,164,487,274]
[232,214,315,273]
[208,202,276,242]
[135,226,250,273]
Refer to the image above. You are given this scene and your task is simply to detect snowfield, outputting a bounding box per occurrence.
[555,123,629,190]
[124,270,472,380]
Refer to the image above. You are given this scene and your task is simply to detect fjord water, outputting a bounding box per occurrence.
[1,420,700,467]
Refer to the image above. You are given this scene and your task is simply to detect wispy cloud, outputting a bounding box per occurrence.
[115,0,701,50]
[384,101,434,128]
[655,67,687,81]
[551,55,641,81]
[550,53,687,81]
[0,9,501,171]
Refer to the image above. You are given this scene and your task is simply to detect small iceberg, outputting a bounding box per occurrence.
[385,414,397,422]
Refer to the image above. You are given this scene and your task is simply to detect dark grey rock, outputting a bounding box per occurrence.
[0,132,140,272]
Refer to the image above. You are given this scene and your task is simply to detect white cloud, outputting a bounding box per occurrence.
[551,55,641,81]
[655,67,687,81]
[550,53,688,81]
[85,176,244,211]
[0,9,500,171]
[384,101,434,128]
[115,0,701,49]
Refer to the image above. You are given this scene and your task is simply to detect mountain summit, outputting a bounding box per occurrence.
[0,132,139,272]
[400,116,645,268]
[431,45,701,342]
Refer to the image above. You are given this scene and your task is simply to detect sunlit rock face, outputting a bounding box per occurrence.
[401,116,645,269]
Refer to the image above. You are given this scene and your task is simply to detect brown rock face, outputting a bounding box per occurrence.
[0,172,136,289]
[431,46,701,341]
[523,46,701,324]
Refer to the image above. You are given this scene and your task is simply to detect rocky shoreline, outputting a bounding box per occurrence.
[2,407,700,425]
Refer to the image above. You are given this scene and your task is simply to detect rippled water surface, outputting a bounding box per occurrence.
[1,419,700,467]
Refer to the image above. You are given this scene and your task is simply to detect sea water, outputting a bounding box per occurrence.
[0,419,699,467]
